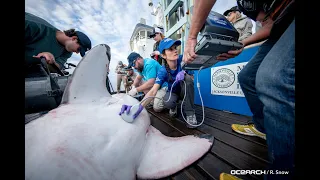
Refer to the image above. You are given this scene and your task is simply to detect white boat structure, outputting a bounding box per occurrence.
[129,18,155,59]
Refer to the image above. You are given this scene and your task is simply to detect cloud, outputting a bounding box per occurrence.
[211,0,238,14]
[25,0,156,78]
[25,0,253,88]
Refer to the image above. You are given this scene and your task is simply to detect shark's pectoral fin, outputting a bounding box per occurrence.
[137,126,214,179]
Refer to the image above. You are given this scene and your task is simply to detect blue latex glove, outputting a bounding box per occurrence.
[175,70,185,82]
[119,104,144,119]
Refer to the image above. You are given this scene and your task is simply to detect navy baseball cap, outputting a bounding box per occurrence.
[76,31,92,57]
[158,38,181,54]
[127,52,142,68]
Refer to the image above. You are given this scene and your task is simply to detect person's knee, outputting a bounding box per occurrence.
[184,74,194,85]
[256,65,273,93]
[153,98,164,112]
[238,67,251,86]
[163,99,176,109]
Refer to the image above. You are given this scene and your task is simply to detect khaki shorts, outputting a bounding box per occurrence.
[153,86,167,112]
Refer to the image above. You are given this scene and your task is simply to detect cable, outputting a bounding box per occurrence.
[130,67,205,127]
[178,66,205,127]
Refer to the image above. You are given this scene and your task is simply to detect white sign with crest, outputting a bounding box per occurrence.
[211,62,248,97]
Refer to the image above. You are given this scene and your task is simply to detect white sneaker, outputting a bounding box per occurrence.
[169,106,177,117]
[186,114,197,128]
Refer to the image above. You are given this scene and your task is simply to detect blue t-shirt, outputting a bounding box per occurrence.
[138,58,162,81]
[155,55,194,93]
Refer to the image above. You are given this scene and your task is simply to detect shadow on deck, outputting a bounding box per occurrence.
[147,105,269,180]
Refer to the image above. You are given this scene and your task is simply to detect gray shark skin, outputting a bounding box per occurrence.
[25,44,214,180]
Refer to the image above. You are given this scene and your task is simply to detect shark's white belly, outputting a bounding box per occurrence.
[25,44,214,180]
[25,94,150,180]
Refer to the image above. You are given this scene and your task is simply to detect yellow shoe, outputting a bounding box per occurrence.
[231,124,266,140]
[220,173,242,180]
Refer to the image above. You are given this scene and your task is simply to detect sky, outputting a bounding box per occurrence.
[25,0,254,90]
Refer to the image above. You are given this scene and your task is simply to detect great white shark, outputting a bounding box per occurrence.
[25,44,214,180]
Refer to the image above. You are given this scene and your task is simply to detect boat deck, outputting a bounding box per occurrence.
[147,105,269,180]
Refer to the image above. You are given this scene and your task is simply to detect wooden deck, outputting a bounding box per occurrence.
[147,105,269,180]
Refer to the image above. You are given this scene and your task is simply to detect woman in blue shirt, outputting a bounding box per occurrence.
[141,38,197,128]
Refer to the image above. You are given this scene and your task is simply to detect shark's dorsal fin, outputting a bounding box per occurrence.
[61,44,112,104]
[137,126,214,179]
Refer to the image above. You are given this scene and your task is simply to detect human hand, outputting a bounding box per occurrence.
[128,87,138,96]
[119,104,144,119]
[33,52,55,64]
[182,37,197,64]
[216,47,244,60]
[175,71,185,82]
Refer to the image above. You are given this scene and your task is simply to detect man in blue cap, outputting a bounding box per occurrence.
[127,52,167,112]
[25,12,92,71]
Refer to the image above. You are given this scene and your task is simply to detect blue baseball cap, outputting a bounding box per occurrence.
[76,31,92,57]
[158,38,181,54]
[127,52,142,68]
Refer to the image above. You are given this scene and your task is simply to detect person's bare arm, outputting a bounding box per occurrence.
[141,84,161,107]
[34,52,63,72]
[136,78,156,92]
[217,13,274,60]
[183,0,217,63]
[33,52,55,64]
[241,18,273,47]
[132,74,143,87]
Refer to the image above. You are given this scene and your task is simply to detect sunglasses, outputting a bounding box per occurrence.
[131,58,138,68]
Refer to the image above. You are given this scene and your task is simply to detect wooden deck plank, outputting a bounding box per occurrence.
[195,123,269,164]
[179,112,268,159]
[150,113,234,180]
[194,106,251,124]
[149,111,264,180]
[193,111,267,147]
[153,110,269,166]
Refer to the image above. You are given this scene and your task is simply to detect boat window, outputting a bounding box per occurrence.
[169,29,182,54]
[147,31,152,39]
[169,28,182,40]
[167,3,184,29]
[139,31,146,39]
[164,0,173,9]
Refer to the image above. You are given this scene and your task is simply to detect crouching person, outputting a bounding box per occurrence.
[141,38,197,128]
[126,52,166,112]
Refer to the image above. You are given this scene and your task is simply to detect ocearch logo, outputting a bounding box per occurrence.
[230,170,290,175]
[231,170,268,175]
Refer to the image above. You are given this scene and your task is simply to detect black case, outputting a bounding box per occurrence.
[182,11,243,70]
